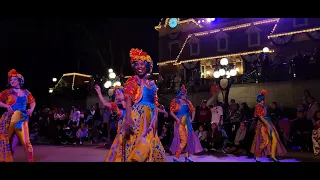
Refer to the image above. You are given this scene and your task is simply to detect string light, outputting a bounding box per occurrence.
[270,18,280,35]
[171,49,274,65]
[155,18,202,31]
[268,27,320,38]
[157,18,279,65]
[62,73,92,78]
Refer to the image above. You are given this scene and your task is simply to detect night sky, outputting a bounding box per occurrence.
[0,17,160,105]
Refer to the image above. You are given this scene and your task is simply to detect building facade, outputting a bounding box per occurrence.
[156,18,320,84]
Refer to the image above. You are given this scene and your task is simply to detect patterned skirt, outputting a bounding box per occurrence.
[0,112,13,162]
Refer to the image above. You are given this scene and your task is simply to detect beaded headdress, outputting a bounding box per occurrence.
[177,84,187,98]
[256,89,267,102]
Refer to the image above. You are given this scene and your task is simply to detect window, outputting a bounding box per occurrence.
[248,32,260,47]
[218,37,228,51]
[170,42,180,59]
[189,36,200,56]
[293,18,308,27]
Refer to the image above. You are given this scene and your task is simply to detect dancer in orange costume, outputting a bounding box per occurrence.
[250,90,286,162]
[169,85,203,162]
[0,69,36,162]
[94,84,127,162]
[122,48,166,162]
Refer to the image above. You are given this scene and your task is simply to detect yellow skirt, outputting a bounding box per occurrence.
[125,104,166,162]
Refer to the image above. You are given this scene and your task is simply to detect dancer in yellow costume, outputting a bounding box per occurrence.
[170,85,203,162]
[122,48,166,162]
[0,69,36,162]
[250,90,286,162]
[95,84,127,162]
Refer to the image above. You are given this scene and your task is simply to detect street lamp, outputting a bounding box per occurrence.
[52,78,57,82]
[103,68,121,89]
[213,58,238,108]
[49,88,53,94]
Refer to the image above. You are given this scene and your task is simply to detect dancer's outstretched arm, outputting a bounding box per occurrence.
[94,85,112,108]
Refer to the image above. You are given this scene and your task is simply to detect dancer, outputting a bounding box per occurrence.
[250,90,286,162]
[122,48,166,162]
[94,84,127,162]
[170,85,203,162]
[0,69,36,162]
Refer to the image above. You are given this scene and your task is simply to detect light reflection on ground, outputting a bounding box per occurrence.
[14,145,301,162]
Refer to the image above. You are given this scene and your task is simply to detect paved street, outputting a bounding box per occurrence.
[13,145,320,162]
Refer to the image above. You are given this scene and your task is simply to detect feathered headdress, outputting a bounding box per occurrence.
[8,69,24,86]
[129,48,153,73]
[256,89,267,102]
[177,84,187,98]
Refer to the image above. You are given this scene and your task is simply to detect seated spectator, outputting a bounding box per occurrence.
[290,110,314,152]
[210,103,223,126]
[159,124,170,145]
[60,124,71,145]
[223,122,247,155]
[312,111,320,125]
[74,123,88,145]
[195,124,208,151]
[312,121,320,155]
[207,123,224,151]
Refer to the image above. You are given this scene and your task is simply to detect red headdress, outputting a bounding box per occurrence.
[261,89,267,97]
[129,48,153,73]
[8,69,24,85]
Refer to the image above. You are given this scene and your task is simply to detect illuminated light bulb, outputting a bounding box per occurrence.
[211,18,216,21]
[113,81,121,87]
[109,72,116,79]
[226,75,231,78]
[213,71,220,78]
[49,89,53,93]
[263,47,270,53]
[220,58,228,66]
[104,81,112,88]
[198,20,201,23]
[230,69,237,76]
[206,18,211,22]
[202,20,204,23]
[236,68,239,72]
[219,69,226,76]
[206,71,211,75]
[108,69,113,73]
[52,78,57,82]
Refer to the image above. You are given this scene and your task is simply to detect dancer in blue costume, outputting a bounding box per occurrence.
[169,85,203,162]
[0,69,36,162]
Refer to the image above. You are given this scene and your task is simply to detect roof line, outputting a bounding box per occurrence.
[157,18,279,66]
[268,27,320,38]
[155,18,203,31]
[62,72,92,78]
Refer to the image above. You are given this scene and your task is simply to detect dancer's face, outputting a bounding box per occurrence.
[10,76,20,88]
[134,60,147,77]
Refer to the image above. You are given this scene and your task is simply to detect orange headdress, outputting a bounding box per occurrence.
[256,89,267,102]
[8,69,24,86]
[129,48,153,73]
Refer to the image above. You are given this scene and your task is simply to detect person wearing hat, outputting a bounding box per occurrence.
[0,69,36,162]
[250,90,286,162]
[169,85,203,162]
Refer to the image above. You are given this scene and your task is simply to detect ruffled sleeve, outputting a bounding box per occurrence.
[188,100,195,112]
[254,104,264,117]
[124,76,140,103]
[0,89,9,102]
[26,90,35,104]
[170,98,179,113]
